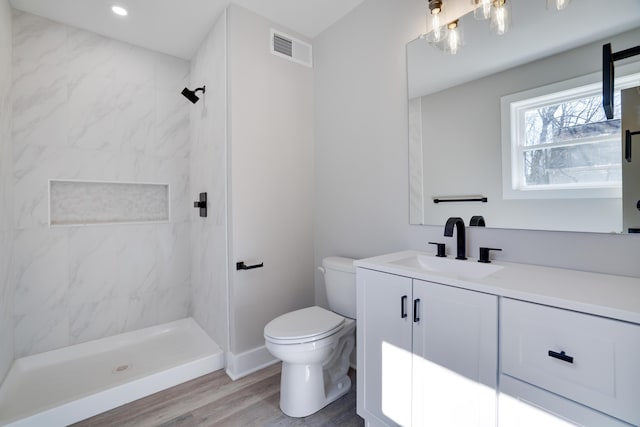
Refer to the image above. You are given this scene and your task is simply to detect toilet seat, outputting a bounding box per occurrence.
[264,306,345,344]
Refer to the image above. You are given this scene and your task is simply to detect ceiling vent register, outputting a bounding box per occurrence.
[270,29,312,68]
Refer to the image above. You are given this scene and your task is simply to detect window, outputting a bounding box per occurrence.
[501,70,640,200]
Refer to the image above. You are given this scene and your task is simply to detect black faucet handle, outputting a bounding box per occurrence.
[470,215,486,227]
[478,247,502,263]
[428,242,446,257]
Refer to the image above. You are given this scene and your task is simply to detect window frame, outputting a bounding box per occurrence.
[501,66,640,200]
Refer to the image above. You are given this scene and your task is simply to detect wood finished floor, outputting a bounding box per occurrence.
[72,363,363,427]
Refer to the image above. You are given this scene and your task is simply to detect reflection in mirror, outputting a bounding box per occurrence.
[407,0,640,233]
[622,87,640,233]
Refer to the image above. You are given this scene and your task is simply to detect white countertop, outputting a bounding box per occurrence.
[355,250,640,324]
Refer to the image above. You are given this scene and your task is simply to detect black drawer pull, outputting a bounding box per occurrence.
[401,295,408,318]
[413,298,420,323]
[548,350,574,364]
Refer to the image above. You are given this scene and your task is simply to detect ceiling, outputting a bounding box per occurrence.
[8,0,365,59]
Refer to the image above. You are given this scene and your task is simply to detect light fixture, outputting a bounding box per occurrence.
[427,0,446,44]
[425,0,571,55]
[547,0,572,10]
[472,0,492,20]
[490,0,511,36]
[444,20,463,55]
[111,5,128,17]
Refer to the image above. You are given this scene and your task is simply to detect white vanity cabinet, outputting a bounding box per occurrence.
[356,267,498,427]
[355,251,640,427]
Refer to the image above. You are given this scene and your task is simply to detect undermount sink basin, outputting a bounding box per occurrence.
[390,254,503,280]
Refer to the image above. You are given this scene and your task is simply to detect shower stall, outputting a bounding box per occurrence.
[0,7,230,425]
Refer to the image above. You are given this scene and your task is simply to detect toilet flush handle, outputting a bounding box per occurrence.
[236,261,264,270]
[318,266,326,274]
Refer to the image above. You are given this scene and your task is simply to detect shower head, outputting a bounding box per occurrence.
[181,86,206,104]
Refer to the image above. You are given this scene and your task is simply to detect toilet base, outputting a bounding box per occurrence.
[279,363,352,417]
[278,322,355,417]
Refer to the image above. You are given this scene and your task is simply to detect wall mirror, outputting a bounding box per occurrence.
[407,0,640,233]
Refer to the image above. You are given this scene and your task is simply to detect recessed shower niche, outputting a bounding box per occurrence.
[49,180,170,226]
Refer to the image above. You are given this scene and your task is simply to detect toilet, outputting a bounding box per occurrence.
[264,256,356,417]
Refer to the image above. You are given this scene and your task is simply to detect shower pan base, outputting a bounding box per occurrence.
[0,318,224,427]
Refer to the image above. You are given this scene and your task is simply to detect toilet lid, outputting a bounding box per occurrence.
[264,306,345,342]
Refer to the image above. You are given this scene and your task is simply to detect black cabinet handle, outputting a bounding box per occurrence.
[548,350,574,364]
[401,295,408,318]
[236,261,264,270]
[413,299,420,323]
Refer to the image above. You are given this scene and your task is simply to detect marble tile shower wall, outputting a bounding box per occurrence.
[189,10,229,351]
[1,0,14,381]
[11,10,192,357]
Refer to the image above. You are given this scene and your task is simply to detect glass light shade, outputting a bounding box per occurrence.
[547,0,572,10]
[473,0,492,20]
[444,21,463,55]
[426,2,446,44]
[426,14,446,43]
[490,0,511,36]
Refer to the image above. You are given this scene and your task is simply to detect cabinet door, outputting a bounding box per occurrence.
[357,268,413,427]
[411,280,498,427]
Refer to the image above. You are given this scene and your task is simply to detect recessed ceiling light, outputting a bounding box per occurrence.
[111,5,128,16]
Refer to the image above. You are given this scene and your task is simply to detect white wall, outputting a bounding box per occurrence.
[0,0,14,382]
[10,11,192,357]
[189,10,229,352]
[313,0,640,307]
[227,4,314,357]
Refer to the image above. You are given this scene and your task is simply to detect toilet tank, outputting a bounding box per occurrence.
[322,257,356,319]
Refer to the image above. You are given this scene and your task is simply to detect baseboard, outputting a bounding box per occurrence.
[225,345,278,380]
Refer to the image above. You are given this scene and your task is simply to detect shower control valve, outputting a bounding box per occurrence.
[194,192,207,217]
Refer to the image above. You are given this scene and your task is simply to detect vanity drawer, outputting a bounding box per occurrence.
[501,298,640,426]
[499,374,632,426]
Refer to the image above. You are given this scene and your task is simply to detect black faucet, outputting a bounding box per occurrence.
[444,217,467,260]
